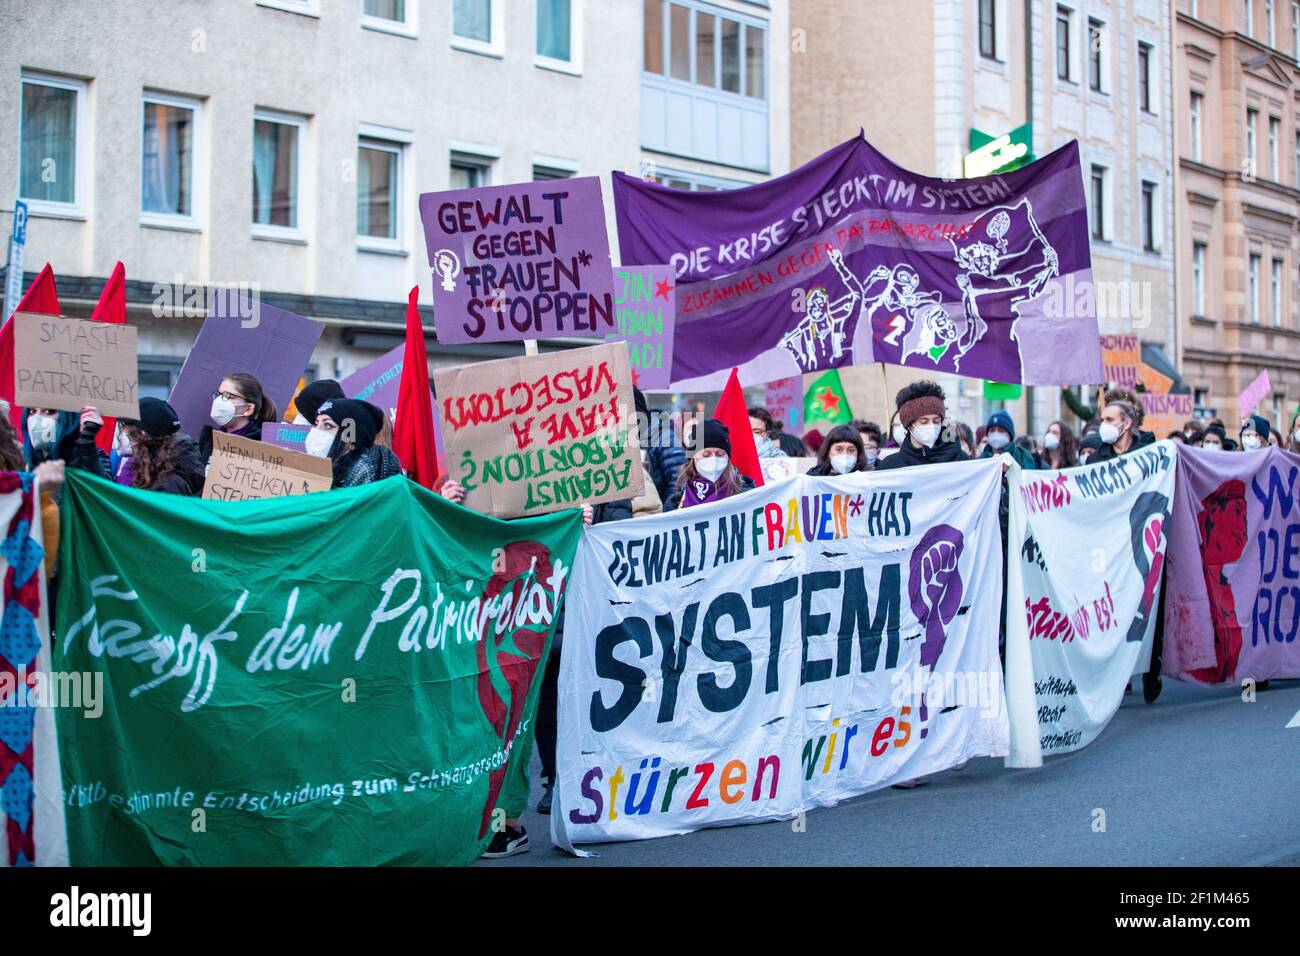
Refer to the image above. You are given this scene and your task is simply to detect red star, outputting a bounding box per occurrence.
[817,387,841,416]
[654,278,674,301]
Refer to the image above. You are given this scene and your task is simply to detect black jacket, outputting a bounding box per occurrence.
[874,438,969,470]
[152,435,206,496]
[65,421,113,481]
[552,498,632,652]
[1090,428,1156,462]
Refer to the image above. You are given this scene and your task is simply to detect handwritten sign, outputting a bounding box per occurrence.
[605,265,675,390]
[765,375,802,432]
[433,341,644,517]
[1140,392,1194,440]
[1099,333,1139,389]
[13,311,139,418]
[203,431,332,501]
[418,176,616,344]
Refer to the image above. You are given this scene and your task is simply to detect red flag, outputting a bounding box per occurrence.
[393,286,440,489]
[89,262,127,452]
[0,262,61,430]
[714,366,763,487]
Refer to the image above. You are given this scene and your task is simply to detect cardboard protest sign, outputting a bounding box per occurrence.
[1137,362,1173,396]
[758,456,816,484]
[203,431,332,501]
[765,375,802,432]
[605,265,675,390]
[12,312,139,418]
[168,296,324,440]
[434,342,644,517]
[261,421,310,452]
[418,176,616,344]
[1139,392,1193,442]
[1100,333,1139,388]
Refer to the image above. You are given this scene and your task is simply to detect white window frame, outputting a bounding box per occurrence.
[257,0,321,17]
[1192,241,1207,316]
[1140,179,1160,252]
[1055,5,1076,84]
[449,141,499,189]
[1246,0,1255,37]
[536,0,584,75]
[1190,91,1203,161]
[360,0,418,38]
[1247,107,1258,176]
[978,0,1001,61]
[1249,252,1261,323]
[357,122,411,254]
[1089,163,1111,241]
[1268,0,1277,46]
[1272,256,1284,327]
[1294,129,1300,187]
[251,108,308,243]
[451,0,505,58]
[531,153,579,180]
[1293,2,1299,63]
[18,71,89,220]
[140,90,204,232]
[1087,16,1108,95]
[1270,115,1281,179]
[1137,40,1157,115]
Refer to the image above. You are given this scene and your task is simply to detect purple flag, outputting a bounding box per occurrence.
[167,297,324,440]
[613,134,1101,389]
[606,264,675,391]
[1164,445,1300,684]
[418,176,616,344]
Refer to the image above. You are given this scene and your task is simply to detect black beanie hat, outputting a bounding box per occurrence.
[296,379,346,424]
[318,398,381,451]
[120,397,181,438]
[1242,414,1270,441]
[700,418,731,455]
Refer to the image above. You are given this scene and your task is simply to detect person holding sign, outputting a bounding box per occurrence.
[113,398,205,496]
[303,399,401,488]
[665,419,755,511]
[21,405,112,479]
[199,372,279,466]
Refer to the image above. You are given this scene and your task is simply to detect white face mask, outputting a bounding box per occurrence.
[830,453,857,475]
[1204,440,1222,450]
[986,431,1011,451]
[210,396,238,427]
[696,455,728,482]
[892,423,907,446]
[1043,432,1060,451]
[1242,433,1262,450]
[912,422,941,449]
[1098,422,1122,445]
[864,448,879,466]
[1294,428,1300,445]
[114,428,134,458]
[28,414,57,449]
[304,426,336,458]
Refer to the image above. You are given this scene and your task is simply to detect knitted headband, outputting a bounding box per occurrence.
[899,396,945,429]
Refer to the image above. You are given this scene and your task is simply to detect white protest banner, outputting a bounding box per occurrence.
[554,458,1007,848]
[759,457,816,485]
[13,312,140,419]
[1003,441,1177,768]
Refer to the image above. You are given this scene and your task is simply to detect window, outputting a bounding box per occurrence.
[1295,130,1299,187]
[19,72,86,213]
[1090,164,1107,240]
[1293,2,1299,62]
[1138,42,1152,112]
[1141,180,1158,252]
[532,163,575,181]
[251,112,303,234]
[1247,108,1258,176]
[141,92,199,224]
[357,137,401,246]
[1249,253,1261,323]
[257,0,320,15]
[1191,0,1199,16]
[652,166,746,191]
[1245,0,1254,36]
[537,0,580,69]
[450,153,493,190]
[1056,7,1073,81]
[1270,116,1281,178]
[646,1,767,99]
[1088,19,1104,92]
[1192,241,1207,315]
[1272,257,1284,326]
[980,0,997,59]
[1190,92,1203,161]
[453,0,501,54]
[1268,0,1277,45]
[362,0,416,35]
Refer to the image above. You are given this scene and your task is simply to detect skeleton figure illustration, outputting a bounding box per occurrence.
[778,265,857,371]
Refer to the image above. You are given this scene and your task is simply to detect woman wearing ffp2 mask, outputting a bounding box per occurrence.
[807,424,869,476]
[199,372,279,466]
[666,418,754,511]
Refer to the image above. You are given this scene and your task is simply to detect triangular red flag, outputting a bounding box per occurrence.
[714,367,763,487]
[393,286,440,489]
[89,262,127,452]
[1,262,61,430]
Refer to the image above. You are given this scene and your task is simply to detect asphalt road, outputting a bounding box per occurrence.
[485,677,1300,866]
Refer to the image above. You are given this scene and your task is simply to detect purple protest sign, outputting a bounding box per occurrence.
[341,344,404,419]
[167,297,323,440]
[262,422,309,452]
[1237,369,1271,421]
[418,176,616,344]
[605,264,675,391]
[613,134,1101,389]
[765,375,802,432]
[1164,445,1300,685]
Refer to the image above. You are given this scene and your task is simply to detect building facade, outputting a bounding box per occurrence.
[1,0,789,400]
[790,0,1178,438]
[1175,0,1300,431]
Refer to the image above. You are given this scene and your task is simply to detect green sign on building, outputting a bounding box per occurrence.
[965,123,1034,178]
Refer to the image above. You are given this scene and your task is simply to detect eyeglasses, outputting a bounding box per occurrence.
[212,390,247,404]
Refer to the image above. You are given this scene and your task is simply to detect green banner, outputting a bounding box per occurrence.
[53,470,583,866]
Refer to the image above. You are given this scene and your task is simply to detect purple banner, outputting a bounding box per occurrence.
[418,176,616,344]
[605,264,675,391]
[262,421,309,452]
[1164,445,1300,684]
[613,135,1101,389]
[341,344,404,420]
[167,297,323,440]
